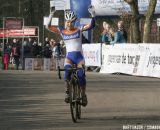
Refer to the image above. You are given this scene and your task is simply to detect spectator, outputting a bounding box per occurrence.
[3,46,11,70]
[23,40,30,70]
[49,39,55,48]
[90,22,111,73]
[54,41,62,57]
[60,40,66,56]
[109,27,126,45]
[101,22,111,44]
[50,39,61,58]
[28,37,33,45]
[44,37,50,46]
[37,42,43,57]
[32,40,39,57]
[50,39,55,57]
[117,20,127,43]
[12,39,21,70]
[43,44,52,58]
[23,40,32,58]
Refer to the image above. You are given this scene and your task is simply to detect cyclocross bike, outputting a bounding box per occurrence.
[56,56,83,122]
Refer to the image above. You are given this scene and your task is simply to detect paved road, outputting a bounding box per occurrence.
[1,70,160,130]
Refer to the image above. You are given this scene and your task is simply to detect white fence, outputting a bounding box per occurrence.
[100,44,160,78]
[24,43,160,78]
[25,58,64,71]
[82,43,102,67]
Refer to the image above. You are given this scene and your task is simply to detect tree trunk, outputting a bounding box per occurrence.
[124,0,141,43]
[143,0,157,43]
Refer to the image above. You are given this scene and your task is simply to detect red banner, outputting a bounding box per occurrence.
[0,29,6,37]
[0,27,36,38]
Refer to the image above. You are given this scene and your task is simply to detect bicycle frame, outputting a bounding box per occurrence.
[56,59,83,122]
[68,69,82,122]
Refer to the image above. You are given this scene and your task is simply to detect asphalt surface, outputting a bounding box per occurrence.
[1,70,160,130]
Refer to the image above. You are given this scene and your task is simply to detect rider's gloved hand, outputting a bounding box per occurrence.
[50,6,56,16]
[46,7,56,28]
[88,5,96,17]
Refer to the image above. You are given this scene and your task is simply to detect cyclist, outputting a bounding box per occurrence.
[46,6,96,107]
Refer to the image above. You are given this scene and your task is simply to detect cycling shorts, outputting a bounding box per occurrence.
[66,51,84,65]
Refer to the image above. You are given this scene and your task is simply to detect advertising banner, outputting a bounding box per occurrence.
[34,58,43,70]
[82,43,101,67]
[100,44,160,78]
[70,0,92,42]
[0,27,36,38]
[70,0,91,26]
[24,58,65,71]
[91,0,160,16]
[43,17,59,26]
[5,18,23,29]
[50,0,70,10]
[142,44,160,78]
[25,58,34,70]
[44,58,51,71]
[100,44,140,74]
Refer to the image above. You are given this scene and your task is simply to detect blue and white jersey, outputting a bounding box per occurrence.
[60,28,82,53]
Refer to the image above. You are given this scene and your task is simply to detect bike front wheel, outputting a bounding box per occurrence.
[69,79,78,122]
[77,83,81,119]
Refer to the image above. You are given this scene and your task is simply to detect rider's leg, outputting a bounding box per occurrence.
[77,66,86,94]
[77,61,88,107]
[64,58,73,103]
[77,61,86,91]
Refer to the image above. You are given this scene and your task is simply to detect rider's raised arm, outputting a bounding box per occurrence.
[81,5,96,32]
[81,17,95,31]
[45,9,61,34]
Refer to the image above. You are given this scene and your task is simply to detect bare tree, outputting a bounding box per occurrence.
[143,0,157,43]
[124,0,141,43]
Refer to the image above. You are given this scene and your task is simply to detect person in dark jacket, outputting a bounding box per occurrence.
[109,28,126,45]
[32,41,39,57]
[43,44,52,58]
[101,21,111,44]
[23,40,31,58]
[117,20,127,43]
[12,39,21,70]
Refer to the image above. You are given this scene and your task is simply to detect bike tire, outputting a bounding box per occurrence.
[77,82,81,119]
[69,79,78,122]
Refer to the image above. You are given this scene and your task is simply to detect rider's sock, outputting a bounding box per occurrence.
[64,64,72,81]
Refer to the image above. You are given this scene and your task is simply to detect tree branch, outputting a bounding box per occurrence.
[124,0,134,4]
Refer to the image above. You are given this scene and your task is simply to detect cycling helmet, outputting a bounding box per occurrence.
[64,10,77,21]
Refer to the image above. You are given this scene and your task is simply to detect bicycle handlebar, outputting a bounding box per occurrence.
[57,65,85,80]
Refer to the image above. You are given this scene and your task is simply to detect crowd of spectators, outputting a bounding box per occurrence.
[3,38,21,70]
[0,20,127,71]
[101,20,127,45]
[1,37,65,70]
[88,20,128,72]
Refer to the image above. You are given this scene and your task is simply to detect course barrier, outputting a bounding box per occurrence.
[25,58,64,71]
[82,43,102,67]
[23,43,160,78]
[100,44,160,78]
